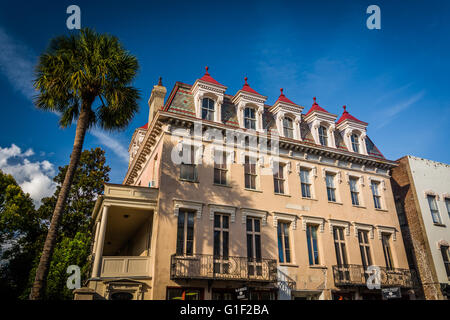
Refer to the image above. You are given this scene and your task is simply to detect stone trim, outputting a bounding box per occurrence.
[300,215,325,232]
[241,208,268,226]
[209,204,237,222]
[352,222,375,239]
[376,225,397,241]
[273,212,297,229]
[328,219,351,236]
[173,199,203,220]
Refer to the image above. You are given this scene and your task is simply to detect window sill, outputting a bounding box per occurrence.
[302,197,318,201]
[352,205,366,209]
[279,263,299,267]
[328,201,343,205]
[433,223,447,228]
[375,208,388,212]
[213,183,232,188]
[244,188,263,193]
[274,193,291,197]
[179,179,199,183]
[308,265,328,270]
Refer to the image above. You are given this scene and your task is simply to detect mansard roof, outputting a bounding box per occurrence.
[159,81,386,160]
[337,105,368,125]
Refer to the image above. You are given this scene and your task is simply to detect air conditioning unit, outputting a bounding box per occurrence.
[148,181,156,187]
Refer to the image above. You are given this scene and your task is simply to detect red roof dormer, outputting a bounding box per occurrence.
[336,105,368,125]
[305,97,330,116]
[241,77,261,96]
[275,88,297,105]
[199,66,224,87]
[139,123,148,129]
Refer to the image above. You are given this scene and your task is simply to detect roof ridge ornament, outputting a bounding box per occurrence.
[313,97,317,105]
[158,76,163,86]
[343,105,347,113]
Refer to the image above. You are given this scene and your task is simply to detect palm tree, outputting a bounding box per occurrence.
[30,28,140,299]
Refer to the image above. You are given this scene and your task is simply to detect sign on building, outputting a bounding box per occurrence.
[382,287,401,299]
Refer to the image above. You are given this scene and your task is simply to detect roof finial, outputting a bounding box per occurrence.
[244,77,248,85]
[280,88,284,95]
[313,97,317,104]
[158,76,162,86]
[343,105,347,113]
[205,66,209,74]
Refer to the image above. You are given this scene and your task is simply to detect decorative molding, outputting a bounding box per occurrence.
[424,190,439,200]
[273,212,297,229]
[173,199,203,219]
[436,239,450,249]
[328,219,351,236]
[352,222,375,239]
[209,204,236,222]
[300,215,325,232]
[375,225,397,241]
[241,208,268,226]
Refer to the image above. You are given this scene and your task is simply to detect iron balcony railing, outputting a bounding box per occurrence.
[170,254,278,283]
[332,264,413,288]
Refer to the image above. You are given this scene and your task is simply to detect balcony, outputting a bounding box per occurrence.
[101,256,151,278]
[170,254,277,283]
[332,264,413,288]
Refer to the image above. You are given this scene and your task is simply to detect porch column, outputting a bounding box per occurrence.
[92,220,101,258]
[92,205,110,278]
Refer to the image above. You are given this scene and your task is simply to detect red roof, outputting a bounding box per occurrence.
[275,88,296,105]
[199,66,224,87]
[241,77,261,95]
[336,106,368,125]
[139,123,148,129]
[305,97,330,115]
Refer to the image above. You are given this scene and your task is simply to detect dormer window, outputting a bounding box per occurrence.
[244,107,256,130]
[202,98,215,121]
[318,126,328,146]
[351,134,359,153]
[283,117,294,139]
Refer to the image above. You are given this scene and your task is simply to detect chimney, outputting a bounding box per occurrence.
[148,77,167,125]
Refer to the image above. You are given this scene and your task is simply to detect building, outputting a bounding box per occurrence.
[391,156,450,299]
[75,68,413,300]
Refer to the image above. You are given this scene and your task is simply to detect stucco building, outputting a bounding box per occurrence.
[75,68,413,300]
[391,156,450,300]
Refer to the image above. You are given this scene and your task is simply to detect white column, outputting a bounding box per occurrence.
[92,221,101,258]
[295,116,302,140]
[360,133,368,155]
[92,205,110,278]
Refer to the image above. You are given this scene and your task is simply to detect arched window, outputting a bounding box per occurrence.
[351,134,359,153]
[318,126,328,146]
[202,98,215,121]
[244,107,256,130]
[283,117,294,138]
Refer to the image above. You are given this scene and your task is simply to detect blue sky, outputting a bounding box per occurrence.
[0,0,449,204]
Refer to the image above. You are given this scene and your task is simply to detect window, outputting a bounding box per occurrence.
[440,246,450,278]
[358,230,372,269]
[283,117,294,139]
[318,126,328,146]
[180,145,197,181]
[202,98,215,121]
[395,200,407,227]
[349,177,360,206]
[176,209,195,256]
[371,181,381,209]
[333,227,349,281]
[446,198,450,218]
[244,156,257,190]
[167,288,201,300]
[244,107,256,130]
[277,222,291,263]
[427,195,442,224]
[300,168,312,198]
[273,163,285,194]
[214,150,227,185]
[382,233,394,270]
[213,214,229,274]
[326,173,336,202]
[351,134,359,153]
[247,217,262,276]
[306,225,320,265]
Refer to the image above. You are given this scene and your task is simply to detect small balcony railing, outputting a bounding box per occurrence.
[332,264,413,288]
[170,254,277,283]
[101,256,151,278]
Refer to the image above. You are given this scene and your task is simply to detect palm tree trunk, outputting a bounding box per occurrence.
[30,101,92,300]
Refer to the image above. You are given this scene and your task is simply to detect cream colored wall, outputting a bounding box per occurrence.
[144,132,409,299]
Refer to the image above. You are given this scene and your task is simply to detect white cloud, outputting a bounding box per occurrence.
[90,129,129,163]
[0,144,56,206]
[0,27,37,102]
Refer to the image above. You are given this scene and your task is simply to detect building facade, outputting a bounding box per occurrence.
[75,68,413,300]
[391,156,450,299]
